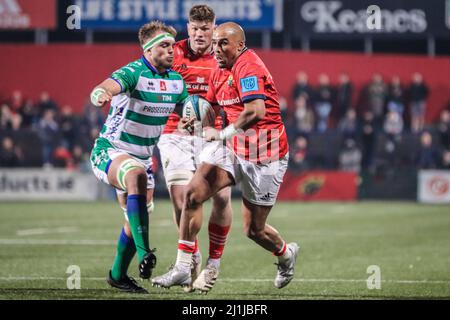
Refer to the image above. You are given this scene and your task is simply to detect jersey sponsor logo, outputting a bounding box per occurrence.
[197,77,205,83]
[160,81,167,91]
[142,105,173,115]
[147,81,156,90]
[240,76,259,93]
[218,97,241,106]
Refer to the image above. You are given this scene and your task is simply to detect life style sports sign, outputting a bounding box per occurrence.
[418,170,450,204]
[72,0,283,31]
[0,169,99,201]
[289,0,450,39]
[0,0,56,29]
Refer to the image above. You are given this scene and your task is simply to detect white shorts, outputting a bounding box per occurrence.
[199,141,288,206]
[158,133,205,187]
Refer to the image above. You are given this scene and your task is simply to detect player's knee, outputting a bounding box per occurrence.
[185,187,206,210]
[244,225,264,241]
[124,169,147,192]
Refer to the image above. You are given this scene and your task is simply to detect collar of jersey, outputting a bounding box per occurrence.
[229,47,249,71]
[141,55,172,76]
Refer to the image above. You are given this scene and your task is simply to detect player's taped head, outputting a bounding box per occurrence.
[139,20,177,51]
[116,158,146,191]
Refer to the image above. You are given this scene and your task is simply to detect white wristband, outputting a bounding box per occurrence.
[90,87,106,107]
[219,124,238,141]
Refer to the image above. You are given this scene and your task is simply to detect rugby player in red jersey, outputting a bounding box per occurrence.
[157,5,233,293]
[153,22,299,292]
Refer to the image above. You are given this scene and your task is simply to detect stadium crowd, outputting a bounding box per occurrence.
[1,72,450,175]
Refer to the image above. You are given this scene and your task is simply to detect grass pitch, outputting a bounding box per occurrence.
[0,200,449,300]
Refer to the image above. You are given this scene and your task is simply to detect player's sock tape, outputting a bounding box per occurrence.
[117,158,145,191]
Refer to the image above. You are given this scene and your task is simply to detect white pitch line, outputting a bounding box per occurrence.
[16,227,78,236]
[0,277,449,285]
[0,239,115,245]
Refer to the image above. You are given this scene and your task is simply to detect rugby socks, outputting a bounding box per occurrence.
[274,241,291,264]
[111,228,136,281]
[207,223,231,269]
[126,194,150,262]
[194,238,199,254]
[177,240,195,273]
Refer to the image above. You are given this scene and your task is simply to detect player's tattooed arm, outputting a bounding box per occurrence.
[90,79,122,108]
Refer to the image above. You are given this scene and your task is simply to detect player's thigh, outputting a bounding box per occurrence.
[188,162,234,202]
[107,154,147,190]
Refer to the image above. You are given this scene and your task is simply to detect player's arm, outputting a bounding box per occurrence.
[90,79,122,108]
[204,64,266,141]
[91,62,139,108]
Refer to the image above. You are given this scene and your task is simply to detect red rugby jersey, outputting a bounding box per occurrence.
[162,39,222,134]
[206,49,289,162]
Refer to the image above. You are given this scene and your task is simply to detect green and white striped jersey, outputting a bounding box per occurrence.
[100,56,188,159]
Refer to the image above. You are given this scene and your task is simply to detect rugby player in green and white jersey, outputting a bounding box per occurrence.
[89,21,188,294]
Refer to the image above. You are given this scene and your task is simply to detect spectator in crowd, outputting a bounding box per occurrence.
[72,144,91,172]
[8,90,25,114]
[314,73,334,132]
[0,136,23,167]
[441,150,450,170]
[1,104,14,130]
[408,72,429,133]
[359,110,376,170]
[279,96,290,128]
[53,144,73,169]
[79,101,105,136]
[19,98,37,129]
[387,76,405,116]
[289,136,310,172]
[338,108,358,140]
[59,105,77,150]
[367,73,387,129]
[37,91,59,117]
[292,71,311,102]
[37,109,59,167]
[294,93,314,137]
[437,109,450,150]
[383,110,404,141]
[335,73,353,122]
[339,138,362,173]
[416,131,440,169]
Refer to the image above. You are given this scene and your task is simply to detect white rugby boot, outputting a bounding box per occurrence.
[192,264,219,294]
[274,242,300,289]
[184,251,202,293]
[151,264,191,289]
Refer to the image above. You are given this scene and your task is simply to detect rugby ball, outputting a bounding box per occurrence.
[182,95,216,127]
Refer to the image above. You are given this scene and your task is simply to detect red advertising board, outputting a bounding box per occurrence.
[0,0,56,29]
[278,171,358,201]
